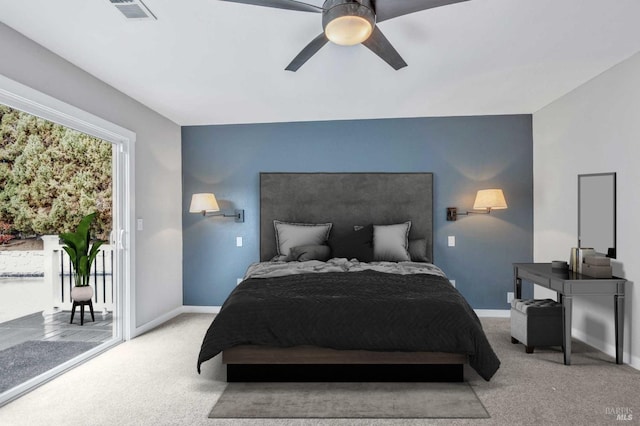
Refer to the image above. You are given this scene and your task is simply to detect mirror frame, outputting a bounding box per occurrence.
[578,172,616,258]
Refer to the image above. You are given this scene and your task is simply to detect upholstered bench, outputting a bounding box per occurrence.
[510,299,563,354]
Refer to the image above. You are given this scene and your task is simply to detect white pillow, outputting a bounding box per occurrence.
[373,221,411,262]
[274,220,332,257]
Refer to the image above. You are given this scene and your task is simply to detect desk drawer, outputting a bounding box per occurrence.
[518,269,550,287]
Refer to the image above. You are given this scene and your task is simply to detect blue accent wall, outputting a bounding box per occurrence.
[182,115,534,308]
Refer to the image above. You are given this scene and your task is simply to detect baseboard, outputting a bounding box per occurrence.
[182,306,503,317]
[475,311,639,370]
[131,306,513,351]
[182,305,221,314]
[631,354,640,370]
[188,307,507,317]
[131,305,640,371]
[131,305,221,338]
[571,328,639,370]
[132,306,184,338]
[133,307,506,335]
[474,309,510,318]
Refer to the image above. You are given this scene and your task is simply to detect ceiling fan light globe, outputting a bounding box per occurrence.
[325,16,373,45]
[322,0,376,46]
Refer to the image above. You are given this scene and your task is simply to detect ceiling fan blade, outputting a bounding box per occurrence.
[362,27,407,70]
[220,0,322,13]
[285,33,329,71]
[373,0,470,23]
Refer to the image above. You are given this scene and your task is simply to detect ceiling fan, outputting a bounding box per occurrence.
[220,0,470,71]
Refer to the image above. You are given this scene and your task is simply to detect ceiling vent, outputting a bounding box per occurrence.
[109,0,157,20]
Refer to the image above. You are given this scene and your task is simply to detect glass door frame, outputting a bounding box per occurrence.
[0,74,135,406]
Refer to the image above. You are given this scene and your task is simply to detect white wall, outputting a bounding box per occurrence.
[533,52,640,368]
[0,23,183,329]
[0,252,43,276]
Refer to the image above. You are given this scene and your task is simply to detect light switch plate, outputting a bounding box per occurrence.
[236,237,243,247]
[136,218,143,231]
[448,236,455,247]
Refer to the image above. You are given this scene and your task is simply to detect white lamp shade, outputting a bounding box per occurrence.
[189,193,220,213]
[473,189,507,210]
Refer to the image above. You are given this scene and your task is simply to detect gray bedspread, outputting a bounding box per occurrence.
[197,266,500,380]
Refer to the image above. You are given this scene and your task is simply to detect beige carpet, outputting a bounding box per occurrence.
[209,382,489,418]
[0,313,638,425]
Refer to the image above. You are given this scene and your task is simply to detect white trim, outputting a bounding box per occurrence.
[475,309,639,370]
[132,306,184,337]
[0,75,135,143]
[137,306,508,335]
[118,134,136,341]
[630,354,640,371]
[474,309,510,318]
[131,306,220,337]
[96,305,513,340]
[182,305,221,314]
[571,327,639,371]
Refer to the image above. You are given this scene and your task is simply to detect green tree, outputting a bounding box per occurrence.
[0,105,112,239]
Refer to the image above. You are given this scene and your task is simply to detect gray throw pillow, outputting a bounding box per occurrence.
[274,220,332,257]
[288,244,331,262]
[409,238,430,263]
[373,221,411,262]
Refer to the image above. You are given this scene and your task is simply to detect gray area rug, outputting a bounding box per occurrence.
[209,382,489,419]
[0,340,99,393]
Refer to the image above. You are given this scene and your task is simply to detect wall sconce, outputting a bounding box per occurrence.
[446,189,508,221]
[189,193,244,223]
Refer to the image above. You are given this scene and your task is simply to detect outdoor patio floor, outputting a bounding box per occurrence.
[0,310,113,352]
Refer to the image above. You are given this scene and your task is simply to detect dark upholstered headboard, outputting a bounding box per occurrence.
[260,173,433,262]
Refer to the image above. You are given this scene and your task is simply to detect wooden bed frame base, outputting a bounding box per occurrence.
[226,364,464,382]
[223,346,467,382]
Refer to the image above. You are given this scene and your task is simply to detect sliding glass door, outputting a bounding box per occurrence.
[0,75,134,406]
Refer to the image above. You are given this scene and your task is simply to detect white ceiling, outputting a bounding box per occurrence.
[1,0,640,126]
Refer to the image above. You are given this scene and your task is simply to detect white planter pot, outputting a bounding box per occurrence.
[71,285,94,302]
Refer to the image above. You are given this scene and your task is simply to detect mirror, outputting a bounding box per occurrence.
[578,173,616,258]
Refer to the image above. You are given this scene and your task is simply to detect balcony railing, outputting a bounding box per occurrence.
[42,235,114,316]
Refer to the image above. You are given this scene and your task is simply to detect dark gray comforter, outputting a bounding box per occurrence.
[197,270,500,380]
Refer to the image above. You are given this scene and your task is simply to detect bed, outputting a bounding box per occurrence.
[197,173,500,382]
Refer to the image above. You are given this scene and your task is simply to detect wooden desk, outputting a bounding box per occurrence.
[513,263,626,365]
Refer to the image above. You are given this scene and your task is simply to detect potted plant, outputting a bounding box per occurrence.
[59,212,104,302]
